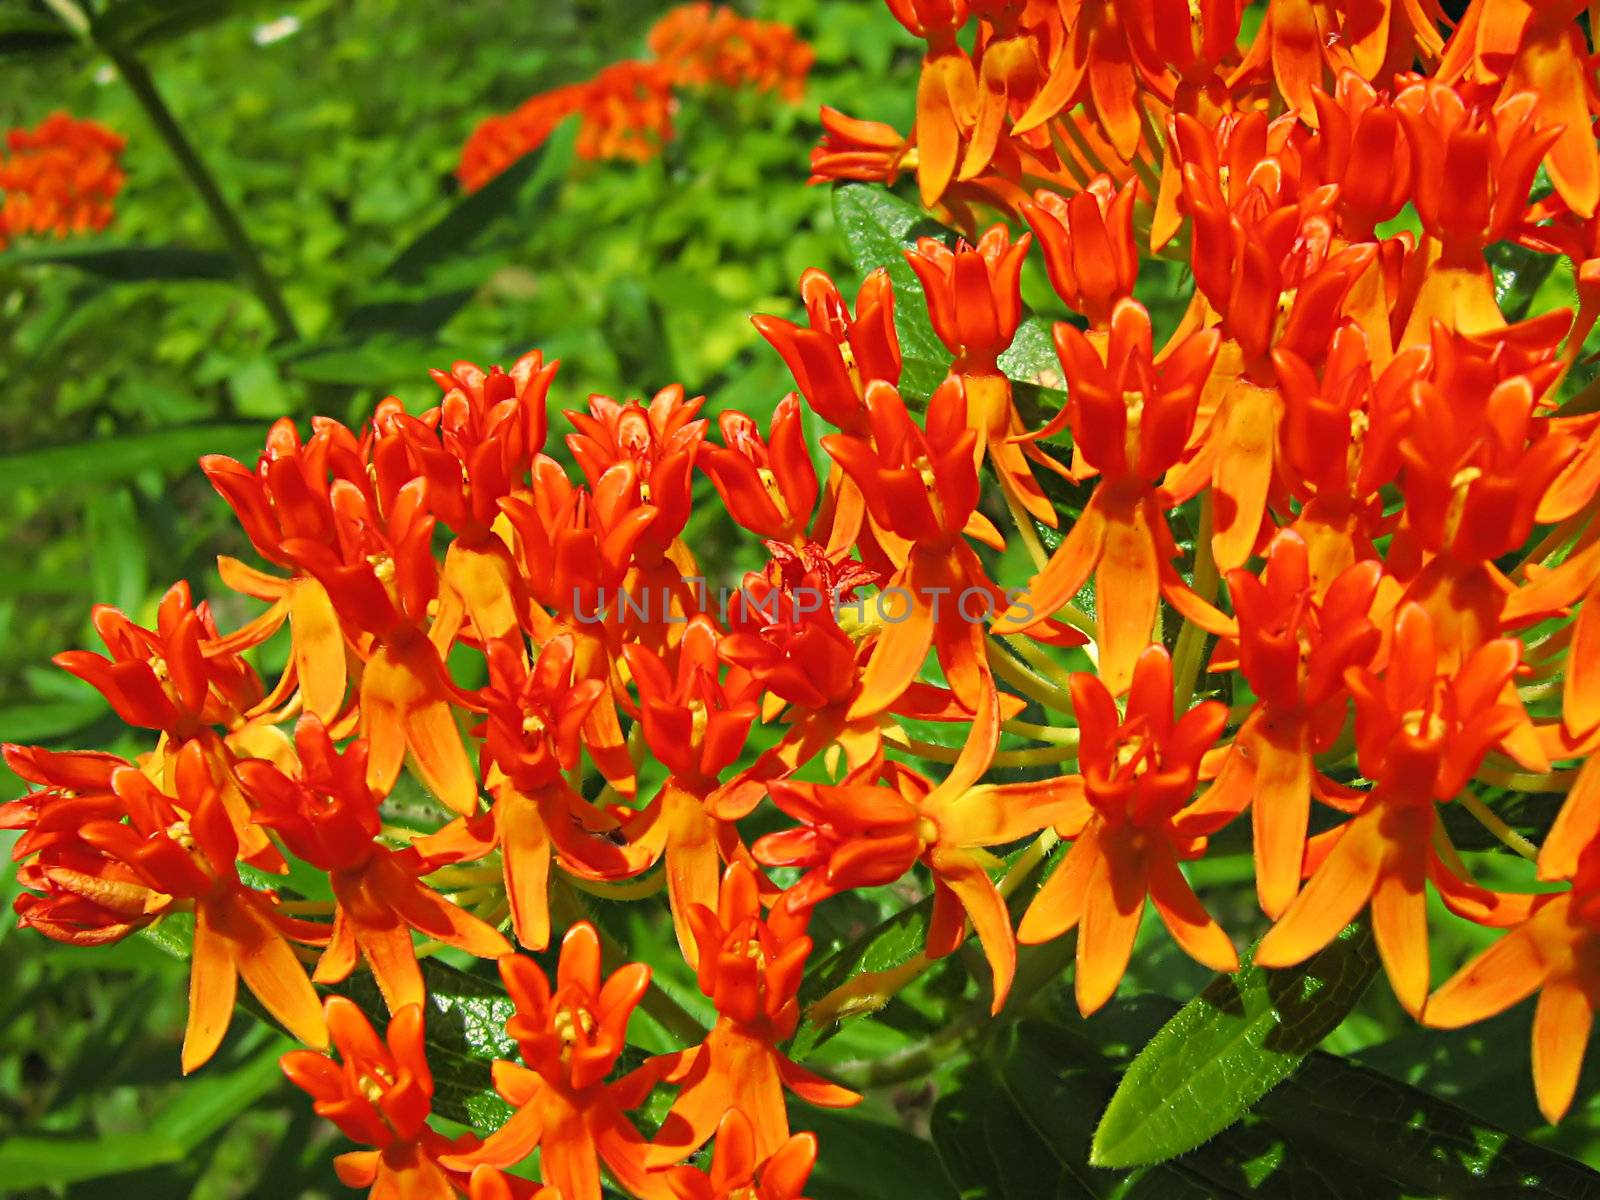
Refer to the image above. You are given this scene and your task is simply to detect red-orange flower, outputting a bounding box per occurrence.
[762,755,1069,1011]
[0,111,124,244]
[1022,176,1139,329]
[282,997,480,1200]
[623,616,760,962]
[1256,604,1535,1016]
[700,396,820,546]
[1017,646,1241,1015]
[241,717,510,1012]
[666,1109,818,1200]
[1210,531,1383,917]
[1425,838,1600,1122]
[80,743,328,1071]
[648,863,859,1167]
[650,3,814,100]
[440,924,668,1200]
[994,301,1230,693]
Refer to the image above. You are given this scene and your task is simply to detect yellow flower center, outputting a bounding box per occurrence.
[367,553,396,585]
[165,820,196,851]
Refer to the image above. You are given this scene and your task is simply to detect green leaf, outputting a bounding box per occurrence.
[91,0,278,51]
[0,243,237,281]
[379,124,574,286]
[831,182,950,381]
[936,1002,1600,1199]
[0,422,265,495]
[831,183,1069,417]
[1090,921,1381,1169]
[0,12,78,60]
[0,1036,284,1189]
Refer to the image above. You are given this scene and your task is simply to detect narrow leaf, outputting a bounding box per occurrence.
[0,243,237,281]
[0,423,265,495]
[1091,921,1380,1168]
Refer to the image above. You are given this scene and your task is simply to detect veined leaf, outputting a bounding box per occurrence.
[0,422,265,495]
[934,1001,1600,1199]
[0,242,237,281]
[831,183,1070,417]
[1090,921,1380,1169]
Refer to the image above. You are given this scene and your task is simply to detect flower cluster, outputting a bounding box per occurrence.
[457,3,813,190]
[0,111,125,249]
[12,0,1600,1194]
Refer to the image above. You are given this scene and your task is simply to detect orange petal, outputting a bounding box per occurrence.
[1211,378,1279,573]
[1249,714,1313,920]
[992,491,1108,635]
[1256,809,1382,969]
[1533,974,1593,1124]
[502,793,554,950]
[1018,820,1101,945]
[289,578,347,723]
[1095,497,1160,695]
[932,848,1017,1013]
[1371,825,1430,1018]
[1075,834,1146,1015]
[227,895,328,1051]
[183,900,238,1074]
[1424,917,1551,1029]
[665,786,720,968]
[357,917,426,1014]
[1147,845,1238,974]
[1538,755,1600,882]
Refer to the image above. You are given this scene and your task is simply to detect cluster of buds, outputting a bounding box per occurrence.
[13,0,1600,1194]
[0,111,125,248]
[457,2,813,190]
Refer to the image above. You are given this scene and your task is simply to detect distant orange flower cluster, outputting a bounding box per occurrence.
[0,111,124,249]
[457,2,813,191]
[10,0,1600,1196]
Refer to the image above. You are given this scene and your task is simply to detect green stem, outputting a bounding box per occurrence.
[107,47,300,342]
[43,0,299,345]
[1172,493,1219,709]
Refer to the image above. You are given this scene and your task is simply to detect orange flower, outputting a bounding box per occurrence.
[1394,82,1560,342]
[1022,175,1139,329]
[1437,0,1598,219]
[394,351,556,645]
[241,717,511,1012]
[0,111,124,242]
[440,924,668,1200]
[1256,604,1535,1016]
[457,88,585,191]
[1017,646,1241,1016]
[754,269,901,555]
[886,0,979,205]
[461,633,652,950]
[53,580,285,869]
[824,377,1027,723]
[994,301,1230,694]
[700,396,820,546]
[623,616,761,962]
[649,3,814,101]
[2,746,172,946]
[80,743,328,1071]
[648,863,859,1167]
[282,997,480,1200]
[906,224,1071,525]
[809,107,914,185]
[1424,839,1600,1123]
[202,417,362,723]
[666,1109,818,1200]
[1210,531,1384,917]
[762,755,1069,1011]
[574,61,679,163]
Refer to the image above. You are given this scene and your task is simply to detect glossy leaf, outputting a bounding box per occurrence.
[1091,922,1380,1168]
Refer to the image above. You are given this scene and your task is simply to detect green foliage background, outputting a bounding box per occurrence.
[1,1,1598,1197]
